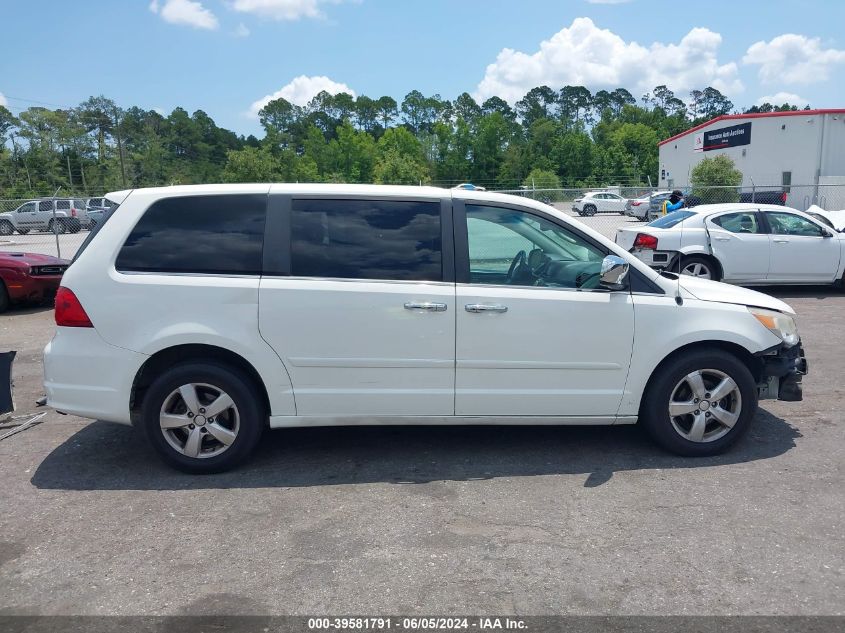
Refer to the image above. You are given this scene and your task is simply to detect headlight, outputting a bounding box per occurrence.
[749,307,799,348]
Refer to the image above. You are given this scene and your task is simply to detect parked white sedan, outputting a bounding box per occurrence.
[615,203,845,285]
[572,191,630,216]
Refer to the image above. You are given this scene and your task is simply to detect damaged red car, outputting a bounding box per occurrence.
[0,252,69,313]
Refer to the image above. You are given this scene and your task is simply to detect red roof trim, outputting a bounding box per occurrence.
[658,109,845,147]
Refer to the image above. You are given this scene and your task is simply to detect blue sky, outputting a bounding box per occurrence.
[1,0,844,136]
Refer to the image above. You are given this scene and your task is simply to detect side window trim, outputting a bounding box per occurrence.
[452,199,610,285]
[757,211,772,235]
[264,194,290,276]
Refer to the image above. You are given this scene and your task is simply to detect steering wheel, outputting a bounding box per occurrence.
[506,250,527,283]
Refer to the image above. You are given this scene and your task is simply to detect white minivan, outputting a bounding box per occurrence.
[44,184,807,473]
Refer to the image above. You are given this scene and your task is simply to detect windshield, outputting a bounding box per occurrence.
[648,210,696,229]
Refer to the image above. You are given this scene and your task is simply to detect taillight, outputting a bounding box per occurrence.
[71,208,77,217]
[781,192,787,203]
[633,233,658,250]
[632,201,642,206]
[55,287,93,328]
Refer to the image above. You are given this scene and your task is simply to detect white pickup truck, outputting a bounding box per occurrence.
[0,199,84,236]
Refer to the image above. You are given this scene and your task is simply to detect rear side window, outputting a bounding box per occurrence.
[116,195,266,275]
[291,199,442,281]
[711,211,762,234]
[57,200,70,210]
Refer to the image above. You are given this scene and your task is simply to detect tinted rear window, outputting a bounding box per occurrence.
[647,210,696,229]
[116,194,266,275]
[291,199,442,281]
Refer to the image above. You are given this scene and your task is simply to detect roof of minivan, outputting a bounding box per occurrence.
[105,183,560,213]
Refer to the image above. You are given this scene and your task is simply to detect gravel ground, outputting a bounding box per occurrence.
[0,286,842,616]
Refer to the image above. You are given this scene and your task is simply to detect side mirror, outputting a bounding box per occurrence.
[600,255,630,291]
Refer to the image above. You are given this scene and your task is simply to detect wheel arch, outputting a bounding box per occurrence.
[130,344,271,425]
[640,340,763,413]
[675,251,724,280]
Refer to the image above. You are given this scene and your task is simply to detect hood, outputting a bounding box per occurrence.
[0,252,69,267]
[673,275,795,314]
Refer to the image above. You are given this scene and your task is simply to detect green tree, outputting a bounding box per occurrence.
[222,146,284,182]
[523,168,562,198]
[690,155,743,202]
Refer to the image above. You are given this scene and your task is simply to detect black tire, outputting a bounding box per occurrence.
[68,220,81,234]
[0,220,13,236]
[0,281,9,313]
[583,204,597,217]
[49,219,67,235]
[16,228,29,235]
[141,362,266,474]
[88,220,97,230]
[679,255,720,281]
[640,349,757,456]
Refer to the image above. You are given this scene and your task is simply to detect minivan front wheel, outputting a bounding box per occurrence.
[141,363,265,473]
[640,350,757,456]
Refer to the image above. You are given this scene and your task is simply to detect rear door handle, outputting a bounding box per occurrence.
[773,238,789,243]
[465,303,508,313]
[713,236,731,241]
[404,301,447,312]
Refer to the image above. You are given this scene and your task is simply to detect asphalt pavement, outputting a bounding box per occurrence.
[0,283,842,616]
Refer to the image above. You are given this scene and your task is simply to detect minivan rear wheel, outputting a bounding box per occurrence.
[640,350,757,456]
[141,362,265,473]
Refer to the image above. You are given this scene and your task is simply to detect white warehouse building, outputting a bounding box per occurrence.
[658,109,845,210]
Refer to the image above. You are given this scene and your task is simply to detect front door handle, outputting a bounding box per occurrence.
[465,303,508,313]
[404,301,447,312]
[773,238,789,243]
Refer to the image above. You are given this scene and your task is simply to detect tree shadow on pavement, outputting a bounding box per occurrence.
[31,408,800,491]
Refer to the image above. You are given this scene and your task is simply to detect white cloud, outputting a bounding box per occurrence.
[0,92,7,107]
[234,22,251,37]
[149,0,219,30]
[230,0,352,21]
[475,17,742,104]
[744,34,845,84]
[249,75,355,116]
[756,92,808,107]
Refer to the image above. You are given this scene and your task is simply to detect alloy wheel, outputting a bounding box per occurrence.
[668,369,742,443]
[682,262,712,279]
[159,383,240,458]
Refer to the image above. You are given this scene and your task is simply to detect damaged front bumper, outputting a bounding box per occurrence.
[756,341,808,402]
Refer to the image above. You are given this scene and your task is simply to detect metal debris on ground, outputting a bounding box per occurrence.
[0,412,48,442]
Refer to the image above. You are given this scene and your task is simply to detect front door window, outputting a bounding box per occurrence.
[466,204,604,289]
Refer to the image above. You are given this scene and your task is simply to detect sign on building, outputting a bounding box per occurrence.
[701,122,752,152]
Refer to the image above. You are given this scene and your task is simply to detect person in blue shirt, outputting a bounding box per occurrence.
[661,190,684,215]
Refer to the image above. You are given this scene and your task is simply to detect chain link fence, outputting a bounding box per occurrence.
[0,196,110,260]
[2,185,844,259]
[490,183,845,240]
